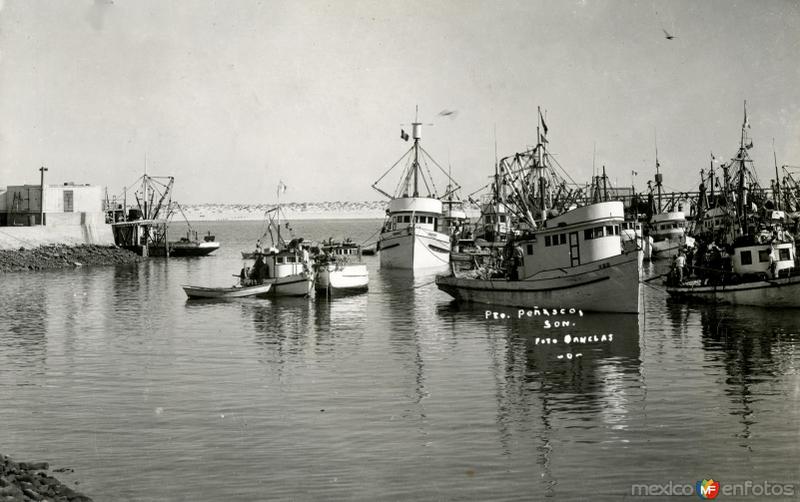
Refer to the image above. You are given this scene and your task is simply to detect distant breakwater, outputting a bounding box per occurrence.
[0,454,91,501]
[0,245,143,273]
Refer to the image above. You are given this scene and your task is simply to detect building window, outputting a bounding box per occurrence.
[779,248,790,261]
[758,250,771,263]
[740,250,752,265]
[526,244,534,255]
[560,234,566,245]
[545,235,551,247]
[64,190,74,212]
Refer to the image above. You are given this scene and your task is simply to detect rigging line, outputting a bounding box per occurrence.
[418,145,461,191]
[419,155,437,196]
[375,146,415,191]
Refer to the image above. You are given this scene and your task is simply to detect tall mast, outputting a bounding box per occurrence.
[773,138,780,211]
[654,130,662,213]
[412,105,420,197]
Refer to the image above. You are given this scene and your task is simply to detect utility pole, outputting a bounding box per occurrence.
[39,166,48,225]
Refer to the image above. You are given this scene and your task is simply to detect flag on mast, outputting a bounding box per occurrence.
[538,108,548,136]
[277,181,288,197]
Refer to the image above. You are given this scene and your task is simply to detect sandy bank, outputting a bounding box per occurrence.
[0,454,91,501]
[0,245,143,273]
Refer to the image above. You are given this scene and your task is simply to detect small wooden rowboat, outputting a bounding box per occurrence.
[181,282,272,299]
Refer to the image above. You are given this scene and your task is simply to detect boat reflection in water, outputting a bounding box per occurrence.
[688,301,800,448]
[243,293,370,363]
[437,301,642,498]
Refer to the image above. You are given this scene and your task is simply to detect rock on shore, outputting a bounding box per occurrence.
[0,245,143,273]
[0,455,91,501]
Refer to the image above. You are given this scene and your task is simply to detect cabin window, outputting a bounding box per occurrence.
[780,248,790,261]
[758,250,770,263]
[584,229,593,240]
[277,257,284,264]
[526,244,534,255]
[740,250,752,265]
[545,235,551,247]
[605,225,613,236]
[499,215,507,223]
[560,234,566,245]
[614,225,620,235]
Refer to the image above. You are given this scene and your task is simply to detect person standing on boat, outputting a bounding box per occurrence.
[255,239,263,255]
[675,250,686,284]
[769,242,778,279]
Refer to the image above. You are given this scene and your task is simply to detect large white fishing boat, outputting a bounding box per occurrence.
[667,102,800,307]
[372,111,459,271]
[438,201,642,313]
[437,110,642,313]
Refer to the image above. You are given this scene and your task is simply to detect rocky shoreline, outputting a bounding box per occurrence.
[0,245,143,273]
[0,455,91,501]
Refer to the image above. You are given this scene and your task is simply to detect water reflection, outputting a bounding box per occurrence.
[0,275,47,378]
[436,300,642,497]
[695,304,800,449]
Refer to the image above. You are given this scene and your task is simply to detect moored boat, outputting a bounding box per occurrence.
[667,101,800,307]
[372,110,459,271]
[182,282,273,299]
[170,231,220,257]
[314,240,369,294]
[438,201,642,313]
[436,111,642,313]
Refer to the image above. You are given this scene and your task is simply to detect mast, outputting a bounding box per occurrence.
[773,138,780,211]
[654,131,663,213]
[412,105,420,197]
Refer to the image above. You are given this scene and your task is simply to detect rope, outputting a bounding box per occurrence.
[367,278,439,295]
[360,226,382,248]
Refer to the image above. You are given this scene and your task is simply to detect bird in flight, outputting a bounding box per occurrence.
[438,109,457,118]
[662,29,676,40]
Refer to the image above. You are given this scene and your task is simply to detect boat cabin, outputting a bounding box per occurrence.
[516,201,625,278]
[649,211,686,241]
[246,248,310,283]
[382,197,442,233]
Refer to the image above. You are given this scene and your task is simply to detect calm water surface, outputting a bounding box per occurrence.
[1,219,799,501]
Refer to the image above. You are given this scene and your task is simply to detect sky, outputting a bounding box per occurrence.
[1,0,799,204]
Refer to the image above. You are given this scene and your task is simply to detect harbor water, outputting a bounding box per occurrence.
[1,219,799,501]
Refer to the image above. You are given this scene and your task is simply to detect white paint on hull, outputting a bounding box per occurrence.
[667,275,800,307]
[316,264,369,292]
[437,251,642,313]
[379,226,451,270]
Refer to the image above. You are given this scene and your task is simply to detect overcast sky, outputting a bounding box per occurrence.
[1,0,798,204]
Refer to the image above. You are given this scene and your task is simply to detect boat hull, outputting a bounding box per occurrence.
[169,241,220,257]
[182,283,272,299]
[315,264,369,294]
[379,226,450,270]
[666,275,800,308]
[651,237,681,258]
[436,251,642,313]
[268,273,315,297]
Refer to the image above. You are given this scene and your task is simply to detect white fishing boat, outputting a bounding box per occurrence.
[238,184,314,297]
[667,102,800,307]
[243,247,314,297]
[170,230,221,257]
[666,237,798,307]
[649,210,686,256]
[314,240,369,294]
[182,282,272,299]
[438,201,642,313]
[372,110,459,271]
[436,110,642,313]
